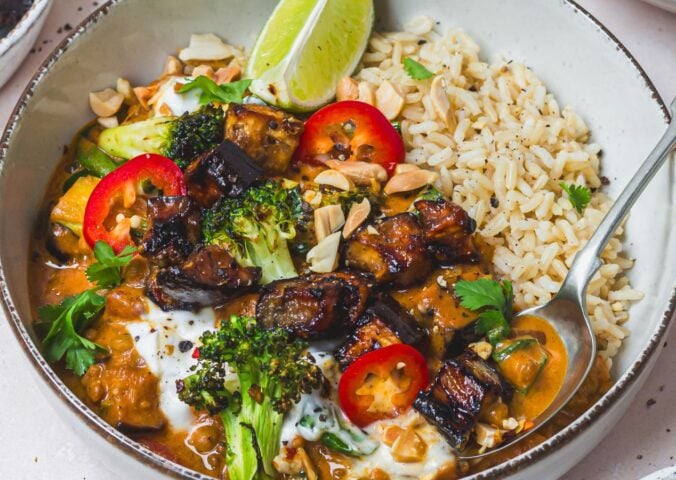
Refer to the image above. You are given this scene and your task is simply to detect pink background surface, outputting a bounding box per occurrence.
[0,1,673,478]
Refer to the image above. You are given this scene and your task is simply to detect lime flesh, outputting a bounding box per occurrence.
[247,0,374,112]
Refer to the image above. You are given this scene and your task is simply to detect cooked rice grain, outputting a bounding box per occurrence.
[352,17,640,366]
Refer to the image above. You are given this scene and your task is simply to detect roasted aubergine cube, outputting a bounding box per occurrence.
[224,103,304,174]
[256,272,372,339]
[140,196,202,266]
[184,140,263,209]
[146,245,261,311]
[414,350,512,449]
[336,294,427,369]
[415,198,479,264]
[344,213,432,288]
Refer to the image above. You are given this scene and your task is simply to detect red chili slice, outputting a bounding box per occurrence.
[294,100,405,175]
[338,344,429,427]
[83,153,186,253]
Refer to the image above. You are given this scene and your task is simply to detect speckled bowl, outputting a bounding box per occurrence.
[0,0,674,478]
[0,0,53,89]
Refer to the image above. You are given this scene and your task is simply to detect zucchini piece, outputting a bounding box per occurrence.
[50,175,100,237]
[493,336,548,393]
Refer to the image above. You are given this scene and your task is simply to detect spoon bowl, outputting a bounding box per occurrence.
[462,97,676,460]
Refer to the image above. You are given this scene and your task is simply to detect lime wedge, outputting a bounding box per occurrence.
[247,0,374,112]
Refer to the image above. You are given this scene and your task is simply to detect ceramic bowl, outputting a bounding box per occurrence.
[0,0,53,89]
[0,0,674,478]
[637,0,676,13]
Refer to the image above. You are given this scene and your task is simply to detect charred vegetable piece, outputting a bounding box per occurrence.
[140,196,201,266]
[414,350,512,449]
[224,103,304,174]
[344,213,432,287]
[414,198,479,264]
[146,245,261,311]
[256,272,372,339]
[183,140,263,209]
[202,179,309,284]
[98,104,225,168]
[493,336,548,393]
[75,136,118,177]
[336,294,426,369]
[83,154,187,253]
[177,315,325,479]
[338,344,429,427]
[51,175,100,237]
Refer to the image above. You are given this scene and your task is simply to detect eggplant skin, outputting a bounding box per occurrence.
[335,294,427,369]
[415,198,479,264]
[146,245,261,311]
[256,272,372,339]
[224,103,304,174]
[414,350,511,449]
[344,213,432,287]
[140,196,202,267]
[183,140,263,209]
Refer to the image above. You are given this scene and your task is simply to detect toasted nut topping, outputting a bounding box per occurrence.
[384,169,439,195]
[394,163,421,175]
[214,60,242,85]
[89,88,124,118]
[358,81,374,105]
[391,426,427,463]
[468,341,493,360]
[162,55,183,76]
[302,190,323,207]
[133,84,160,110]
[376,80,405,120]
[97,116,119,129]
[502,417,519,430]
[343,198,371,239]
[307,232,341,273]
[314,204,346,242]
[325,160,388,185]
[192,64,215,80]
[179,33,235,62]
[337,76,359,101]
[116,78,135,103]
[314,169,354,191]
[430,76,457,132]
[475,423,503,451]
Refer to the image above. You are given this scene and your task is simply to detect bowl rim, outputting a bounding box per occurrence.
[0,0,52,58]
[0,0,673,479]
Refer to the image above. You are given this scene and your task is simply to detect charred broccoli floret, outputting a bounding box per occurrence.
[98,104,224,168]
[177,315,324,480]
[202,179,310,284]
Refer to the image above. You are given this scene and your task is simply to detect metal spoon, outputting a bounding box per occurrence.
[462,98,676,460]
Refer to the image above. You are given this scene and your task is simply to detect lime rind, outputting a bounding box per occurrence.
[248,0,374,112]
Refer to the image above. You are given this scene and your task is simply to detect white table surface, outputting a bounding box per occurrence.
[0,1,674,479]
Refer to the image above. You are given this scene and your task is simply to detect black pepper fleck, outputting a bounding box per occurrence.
[178,340,194,353]
[646,398,656,408]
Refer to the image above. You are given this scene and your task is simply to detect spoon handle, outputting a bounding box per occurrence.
[562,98,676,298]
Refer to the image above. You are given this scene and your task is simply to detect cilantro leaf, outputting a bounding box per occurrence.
[86,241,136,289]
[560,182,591,213]
[39,240,135,376]
[454,278,514,345]
[403,57,434,80]
[179,76,252,105]
[38,290,107,376]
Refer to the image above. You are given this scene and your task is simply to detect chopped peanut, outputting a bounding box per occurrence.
[89,88,124,118]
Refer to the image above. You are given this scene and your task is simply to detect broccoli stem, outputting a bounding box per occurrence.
[244,236,297,285]
[220,408,260,480]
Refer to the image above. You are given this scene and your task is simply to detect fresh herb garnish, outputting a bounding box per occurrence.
[559,182,591,213]
[179,76,252,105]
[37,241,136,375]
[403,57,434,80]
[454,278,514,345]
